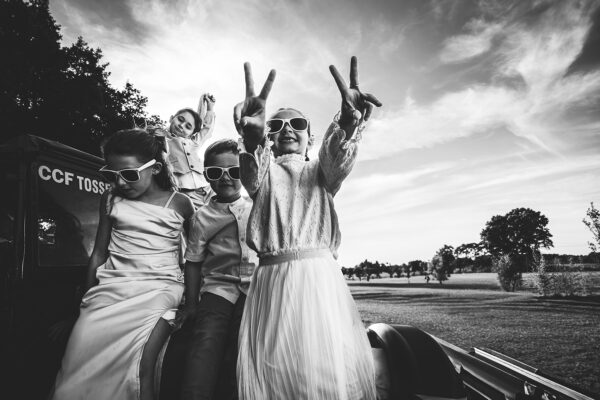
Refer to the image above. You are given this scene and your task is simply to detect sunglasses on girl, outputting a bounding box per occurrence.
[266,117,308,134]
[204,166,241,181]
[99,159,157,183]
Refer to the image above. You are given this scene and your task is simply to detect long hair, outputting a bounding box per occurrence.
[101,129,177,191]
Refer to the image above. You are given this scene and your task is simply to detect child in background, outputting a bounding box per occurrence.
[234,58,382,400]
[181,139,256,400]
[166,93,216,208]
[51,129,194,400]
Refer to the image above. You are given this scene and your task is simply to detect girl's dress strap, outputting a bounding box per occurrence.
[163,191,177,208]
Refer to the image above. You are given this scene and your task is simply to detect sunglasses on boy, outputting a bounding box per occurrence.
[204,166,241,181]
[99,159,157,183]
[266,117,308,134]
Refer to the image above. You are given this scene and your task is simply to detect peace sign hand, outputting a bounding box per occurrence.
[329,56,382,137]
[233,62,276,149]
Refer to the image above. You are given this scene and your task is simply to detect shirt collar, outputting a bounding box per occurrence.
[209,195,245,211]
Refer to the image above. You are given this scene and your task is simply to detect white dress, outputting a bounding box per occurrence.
[51,193,185,400]
[237,121,376,400]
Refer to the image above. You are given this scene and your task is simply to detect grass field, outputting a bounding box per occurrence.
[348,272,600,395]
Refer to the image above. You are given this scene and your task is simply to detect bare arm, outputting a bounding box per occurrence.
[170,192,195,236]
[195,94,216,145]
[183,260,203,315]
[84,190,112,292]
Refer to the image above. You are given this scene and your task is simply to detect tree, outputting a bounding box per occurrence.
[403,264,411,283]
[583,202,600,254]
[430,245,454,284]
[480,208,553,271]
[408,260,427,275]
[494,255,523,292]
[437,245,456,275]
[430,255,447,284]
[0,0,163,154]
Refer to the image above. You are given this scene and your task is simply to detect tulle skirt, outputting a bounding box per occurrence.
[237,250,376,400]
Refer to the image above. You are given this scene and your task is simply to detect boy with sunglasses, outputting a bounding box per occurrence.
[179,139,257,400]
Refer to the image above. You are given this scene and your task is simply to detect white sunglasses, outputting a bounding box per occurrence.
[99,159,157,183]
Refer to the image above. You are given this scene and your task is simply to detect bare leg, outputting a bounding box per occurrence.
[140,319,172,400]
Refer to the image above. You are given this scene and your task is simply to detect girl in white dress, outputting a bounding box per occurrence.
[51,129,194,400]
[234,57,382,399]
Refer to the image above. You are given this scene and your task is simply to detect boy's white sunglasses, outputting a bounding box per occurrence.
[266,117,308,134]
[99,159,156,183]
[204,166,241,181]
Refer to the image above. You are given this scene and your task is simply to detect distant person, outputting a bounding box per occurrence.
[160,93,217,209]
[180,139,257,400]
[234,57,382,399]
[51,129,194,400]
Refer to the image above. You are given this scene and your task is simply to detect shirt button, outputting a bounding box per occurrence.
[242,256,248,262]
[190,165,194,168]
[186,152,191,155]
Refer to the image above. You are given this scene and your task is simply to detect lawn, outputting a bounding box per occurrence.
[348,272,600,395]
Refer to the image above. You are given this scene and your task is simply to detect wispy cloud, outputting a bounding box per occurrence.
[360,1,600,162]
[439,19,503,63]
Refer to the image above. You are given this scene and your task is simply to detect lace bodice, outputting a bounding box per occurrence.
[239,121,359,258]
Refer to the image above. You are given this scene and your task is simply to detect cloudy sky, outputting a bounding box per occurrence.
[49,0,600,267]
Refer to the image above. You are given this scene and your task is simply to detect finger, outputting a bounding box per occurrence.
[349,56,359,88]
[233,102,243,125]
[329,65,348,95]
[259,69,277,100]
[233,103,243,135]
[244,62,255,97]
[241,115,262,128]
[363,102,374,121]
[363,92,383,107]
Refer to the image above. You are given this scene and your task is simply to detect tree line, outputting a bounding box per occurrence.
[343,205,600,292]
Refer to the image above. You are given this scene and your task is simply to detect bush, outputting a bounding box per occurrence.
[534,255,594,297]
[535,256,552,296]
[494,255,523,292]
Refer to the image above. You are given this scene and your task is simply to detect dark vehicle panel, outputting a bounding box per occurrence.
[0,135,107,399]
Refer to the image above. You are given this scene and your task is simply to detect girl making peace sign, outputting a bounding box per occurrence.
[234,57,382,400]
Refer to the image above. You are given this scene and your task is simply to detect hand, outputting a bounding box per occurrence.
[329,56,382,130]
[233,62,276,139]
[203,93,216,111]
[173,305,196,329]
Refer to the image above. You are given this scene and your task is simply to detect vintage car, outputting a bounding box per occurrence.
[1,135,596,400]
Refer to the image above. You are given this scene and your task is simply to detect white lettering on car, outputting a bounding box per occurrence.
[38,165,107,194]
[38,165,52,181]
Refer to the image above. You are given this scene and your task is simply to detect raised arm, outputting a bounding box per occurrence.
[329,56,382,139]
[318,57,383,195]
[195,93,216,145]
[233,62,276,154]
